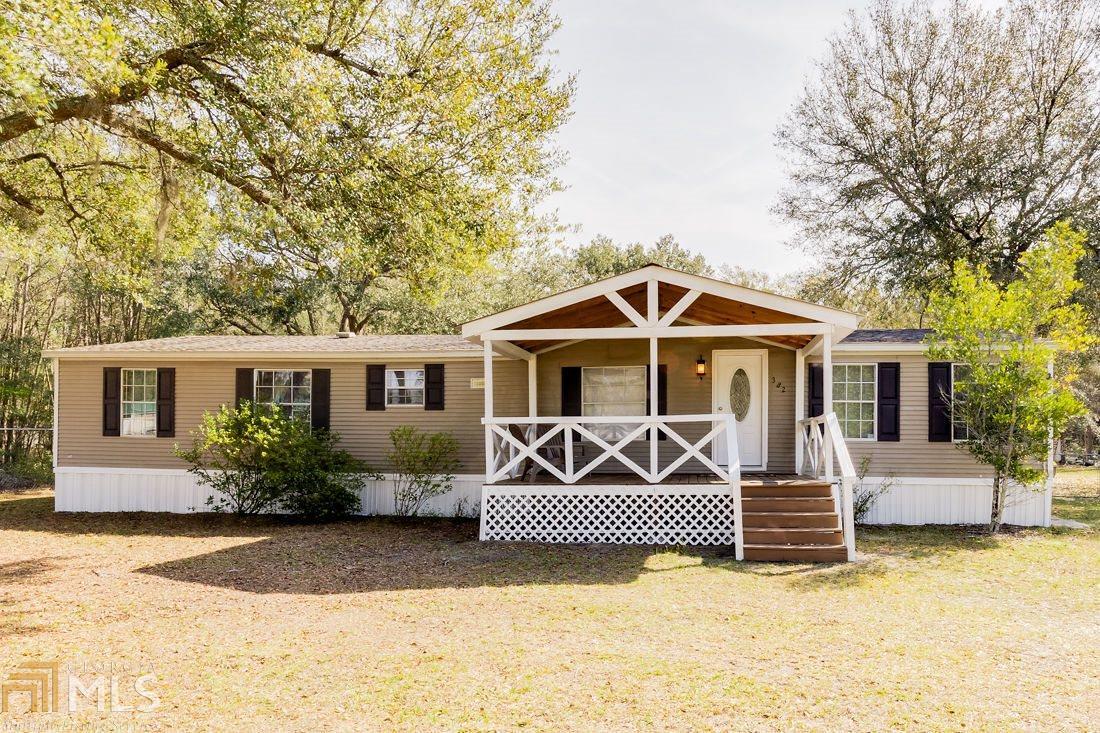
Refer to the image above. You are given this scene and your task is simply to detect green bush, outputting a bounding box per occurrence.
[176,402,374,520]
[388,426,460,517]
[276,429,371,521]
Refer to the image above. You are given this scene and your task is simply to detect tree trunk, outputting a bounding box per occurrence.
[989,473,1006,533]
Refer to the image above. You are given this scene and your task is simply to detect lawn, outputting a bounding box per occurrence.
[0,491,1097,732]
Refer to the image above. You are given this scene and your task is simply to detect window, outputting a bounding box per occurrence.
[951,363,971,441]
[833,364,876,440]
[254,369,312,421]
[582,366,647,440]
[121,368,157,437]
[386,369,424,406]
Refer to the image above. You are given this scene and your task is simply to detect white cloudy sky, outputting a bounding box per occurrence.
[540,0,880,276]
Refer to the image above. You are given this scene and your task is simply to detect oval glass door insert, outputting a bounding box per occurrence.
[729,368,751,421]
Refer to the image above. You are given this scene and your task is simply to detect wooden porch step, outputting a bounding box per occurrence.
[742,528,843,545]
[743,544,848,562]
[741,497,835,513]
[740,483,832,499]
[742,512,840,529]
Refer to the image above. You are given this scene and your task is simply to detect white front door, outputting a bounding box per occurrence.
[712,349,767,470]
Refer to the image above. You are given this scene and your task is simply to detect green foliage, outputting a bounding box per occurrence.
[176,402,372,520]
[387,426,460,517]
[928,222,1096,531]
[1,0,573,335]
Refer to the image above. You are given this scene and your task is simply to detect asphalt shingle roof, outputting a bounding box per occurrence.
[48,329,933,356]
[48,334,479,355]
[841,329,933,343]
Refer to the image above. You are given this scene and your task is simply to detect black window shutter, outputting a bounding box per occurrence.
[155,368,175,438]
[658,364,668,415]
[561,366,582,416]
[366,364,386,411]
[877,362,900,442]
[103,367,121,436]
[235,368,254,407]
[424,363,445,411]
[928,362,952,442]
[311,368,331,430]
[809,364,824,417]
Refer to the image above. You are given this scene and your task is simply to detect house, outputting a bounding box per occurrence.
[44,265,1054,561]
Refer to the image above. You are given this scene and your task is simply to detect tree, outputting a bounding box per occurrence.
[927,222,1094,532]
[777,0,1100,294]
[1,0,573,333]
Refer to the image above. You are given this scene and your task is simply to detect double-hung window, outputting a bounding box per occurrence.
[254,369,312,421]
[832,364,876,440]
[581,366,647,440]
[121,368,158,437]
[951,363,971,441]
[386,369,425,406]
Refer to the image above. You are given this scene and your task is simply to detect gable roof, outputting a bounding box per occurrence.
[460,264,863,351]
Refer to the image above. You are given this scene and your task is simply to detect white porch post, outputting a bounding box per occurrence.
[649,336,659,481]
[483,340,494,482]
[794,347,805,474]
[648,279,659,481]
[528,354,537,418]
[822,332,834,482]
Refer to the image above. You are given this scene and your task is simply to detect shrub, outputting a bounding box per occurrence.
[388,426,460,517]
[852,456,893,524]
[275,429,373,521]
[176,402,373,520]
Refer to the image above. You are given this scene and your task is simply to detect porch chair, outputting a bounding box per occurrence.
[507,423,568,481]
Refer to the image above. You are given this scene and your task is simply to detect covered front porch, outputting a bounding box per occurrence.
[461,265,862,561]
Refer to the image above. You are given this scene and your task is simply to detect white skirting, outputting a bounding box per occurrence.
[52,468,1052,527]
[857,477,1051,527]
[53,467,484,517]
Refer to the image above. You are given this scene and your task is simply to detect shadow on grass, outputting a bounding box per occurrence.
[4,491,1066,595]
[0,494,292,539]
[0,557,63,584]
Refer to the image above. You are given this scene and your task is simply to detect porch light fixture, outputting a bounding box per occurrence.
[695,355,707,380]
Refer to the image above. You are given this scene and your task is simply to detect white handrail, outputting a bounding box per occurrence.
[796,413,857,561]
[483,413,744,559]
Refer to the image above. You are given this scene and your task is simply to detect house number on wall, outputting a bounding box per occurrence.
[770,376,787,393]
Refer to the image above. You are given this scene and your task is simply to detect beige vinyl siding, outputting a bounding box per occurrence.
[57,358,527,471]
[534,338,797,473]
[820,353,989,478]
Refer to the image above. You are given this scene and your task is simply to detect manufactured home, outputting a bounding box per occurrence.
[44,265,1053,561]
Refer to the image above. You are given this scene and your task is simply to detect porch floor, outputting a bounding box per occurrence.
[492,473,822,487]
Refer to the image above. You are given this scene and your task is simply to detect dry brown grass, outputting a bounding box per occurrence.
[1054,465,1100,498]
[0,489,1097,732]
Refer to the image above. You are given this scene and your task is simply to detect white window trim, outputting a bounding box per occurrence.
[580,365,648,417]
[253,368,313,422]
[833,362,877,442]
[120,367,158,438]
[385,367,426,407]
[951,363,971,443]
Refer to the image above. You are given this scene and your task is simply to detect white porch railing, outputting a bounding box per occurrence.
[481,414,743,555]
[483,414,739,485]
[796,412,857,561]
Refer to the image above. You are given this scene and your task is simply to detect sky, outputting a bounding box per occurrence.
[541,0,879,277]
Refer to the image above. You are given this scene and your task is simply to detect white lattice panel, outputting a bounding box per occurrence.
[481,485,736,545]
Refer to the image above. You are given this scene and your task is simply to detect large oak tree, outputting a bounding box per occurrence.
[1,0,572,332]
[777,0,1100,293]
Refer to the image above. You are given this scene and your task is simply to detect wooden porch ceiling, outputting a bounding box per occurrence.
[503,281,816,351]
